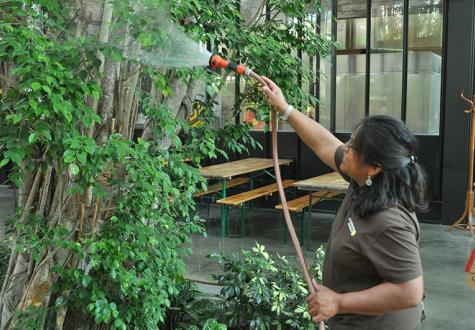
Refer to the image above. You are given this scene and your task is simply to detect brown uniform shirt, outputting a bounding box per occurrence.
[322,146,423,330]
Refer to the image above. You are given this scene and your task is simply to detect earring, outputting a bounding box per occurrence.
[365,175,373,187]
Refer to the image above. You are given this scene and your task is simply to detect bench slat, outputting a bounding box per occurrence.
[217,180,295,206]
[275,191,340,212]
[194,177,250,197]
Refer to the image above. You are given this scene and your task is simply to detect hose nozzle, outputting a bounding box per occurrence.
[209,54,247,75]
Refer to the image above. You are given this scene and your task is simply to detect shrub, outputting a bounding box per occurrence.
[209,243,326,329]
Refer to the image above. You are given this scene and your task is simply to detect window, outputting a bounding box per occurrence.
[406,0,443,135]
[335,2,368,132]
[330,0,443,135]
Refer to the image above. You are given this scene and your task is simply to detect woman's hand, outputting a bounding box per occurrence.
[261,76,288,115]
[306,280,342,323]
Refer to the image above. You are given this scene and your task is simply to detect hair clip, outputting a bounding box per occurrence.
[410,155,417,163]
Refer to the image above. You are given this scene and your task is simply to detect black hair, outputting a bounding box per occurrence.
[351,115,428,218]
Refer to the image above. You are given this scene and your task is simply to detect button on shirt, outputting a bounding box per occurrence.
[322,146,423,330]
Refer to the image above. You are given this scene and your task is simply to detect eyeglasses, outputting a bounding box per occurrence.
[347,138,358,152]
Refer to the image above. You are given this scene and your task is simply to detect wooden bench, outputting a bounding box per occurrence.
[216,179,295,237]
[275,191,341,245]
[217,180,295,206]
[275,191,340,212]
[194,177,250,198]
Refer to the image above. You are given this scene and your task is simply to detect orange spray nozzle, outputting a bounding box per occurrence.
[209,54,229,70]
[209,54,246,75]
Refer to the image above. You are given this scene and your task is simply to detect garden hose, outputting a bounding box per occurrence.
[210,54,325,329]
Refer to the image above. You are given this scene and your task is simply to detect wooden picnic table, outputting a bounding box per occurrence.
[292,172,349,249]
[293,172,349,193]
[200,158,292,237]
[200,158,292,179]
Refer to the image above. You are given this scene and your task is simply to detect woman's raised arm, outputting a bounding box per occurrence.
[262,76,343,171]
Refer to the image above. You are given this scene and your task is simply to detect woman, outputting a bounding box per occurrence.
[262,77,426,330]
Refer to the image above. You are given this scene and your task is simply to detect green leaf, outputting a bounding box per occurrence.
[92,113,101,124]
[82,275,92,287]
[43,130,52,141]
[28,133,37,144]
[206,84,219,96]
[6,114,22,124]
[82,115,92,128]
[53,102,62,113]
[77,152,87,165]
[10,152,21,165]
[31,82,41,91]
[84,144,95,155]
[34,106,43,116]
[29,99,38,109]
[42,85,52,94]
[70,164,79,176]
[64,110,73,122]
[0,158,9,168]
[63,150,75,163]
[112,51,122,62]
[91,88,100,98]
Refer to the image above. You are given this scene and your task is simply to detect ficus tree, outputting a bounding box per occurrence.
[0,0,333,328]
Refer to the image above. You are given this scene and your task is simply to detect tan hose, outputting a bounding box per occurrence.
[249,70,325,330]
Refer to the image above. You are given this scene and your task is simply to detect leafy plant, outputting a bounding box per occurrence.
[202,318,228,330]
[161,279,221,329]
[209,243,325,329]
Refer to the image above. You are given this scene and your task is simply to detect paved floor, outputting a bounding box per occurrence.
[184,204,475,330]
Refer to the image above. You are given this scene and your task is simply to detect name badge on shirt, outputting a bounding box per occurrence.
[347,217,357,236]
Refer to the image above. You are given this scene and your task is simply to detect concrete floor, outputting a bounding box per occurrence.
[184,204,475,330]
[1,187,474,329]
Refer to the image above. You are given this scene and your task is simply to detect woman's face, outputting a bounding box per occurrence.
[340,135,379,186]
[340,137,363,177]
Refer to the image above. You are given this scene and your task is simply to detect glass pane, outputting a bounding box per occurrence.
[336,55,366,132]
[335,1,367,133]
[318,0,333,129]
[369,1,403,118]
[406,0,443,135]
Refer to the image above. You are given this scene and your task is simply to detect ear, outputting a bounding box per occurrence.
[367,165,382,177]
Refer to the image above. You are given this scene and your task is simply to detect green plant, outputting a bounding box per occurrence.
[202,318,227,330]
[162,279,221,329]
[309,245,326,282]
[209,243,325,329]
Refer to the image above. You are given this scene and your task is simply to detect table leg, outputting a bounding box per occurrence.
[221,179,227,238]
[240,205,245,238]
